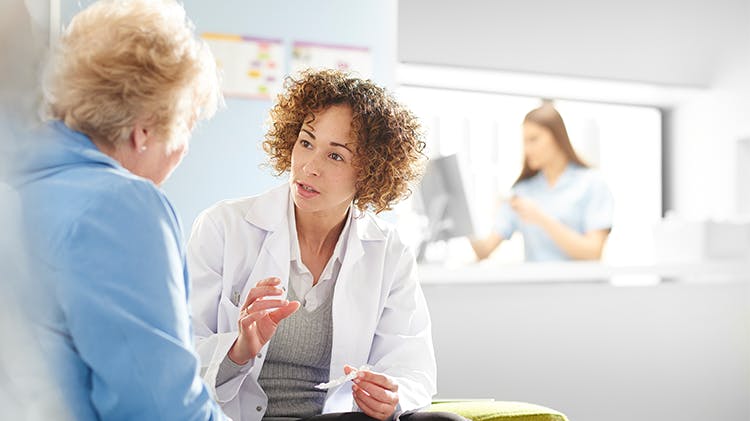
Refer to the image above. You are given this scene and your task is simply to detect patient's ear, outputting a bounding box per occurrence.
[129,121,151,153]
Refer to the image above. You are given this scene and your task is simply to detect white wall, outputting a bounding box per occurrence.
[668,5,750,218]
[423,281,750,421]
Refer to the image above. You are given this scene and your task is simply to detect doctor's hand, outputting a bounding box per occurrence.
[510,196,549,226]
[345,364,399,421]
[228,277,300,365]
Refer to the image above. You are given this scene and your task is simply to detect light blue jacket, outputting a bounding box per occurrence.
[16,122,226,420]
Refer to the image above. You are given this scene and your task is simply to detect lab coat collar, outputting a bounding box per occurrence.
[240,184,291,289]
[241,184,388,301]
[243,183,289,232]
[352,211,387,242]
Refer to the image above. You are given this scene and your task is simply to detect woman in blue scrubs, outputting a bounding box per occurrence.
[471,103,614,261]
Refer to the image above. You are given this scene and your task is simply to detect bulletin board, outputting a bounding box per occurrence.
[291,41,373,78]
[202,33,284,99]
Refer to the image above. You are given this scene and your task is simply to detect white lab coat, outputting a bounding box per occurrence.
[187,184,437,421]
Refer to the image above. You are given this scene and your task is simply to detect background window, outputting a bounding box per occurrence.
[397,86,662,265]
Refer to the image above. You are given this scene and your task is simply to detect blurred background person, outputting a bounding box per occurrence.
[471,103,614,261]
[13,0,228,419]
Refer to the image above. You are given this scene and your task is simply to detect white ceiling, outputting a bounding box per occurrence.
[398,0,749,87]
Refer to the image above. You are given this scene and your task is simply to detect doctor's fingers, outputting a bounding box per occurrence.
[253,301,301,341]
[352,384,397,420]
[353,375,399,402]
[243,301,300,327]
[267,300,300,324]
[238,312,278,347]
[241,284,285,310]
[356,370,399,392]
[256,277,282,287]
[242,298,289,317]
[239,300,298,328]
[238,309,267,331]
[352,381,399,406]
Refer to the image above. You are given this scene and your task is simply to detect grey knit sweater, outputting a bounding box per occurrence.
[257,285,334,418]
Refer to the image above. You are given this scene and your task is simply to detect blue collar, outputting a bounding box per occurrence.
[530,162,579,190]
[51,120,125,170]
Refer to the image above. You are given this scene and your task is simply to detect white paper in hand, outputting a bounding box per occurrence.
[314,365,372,390]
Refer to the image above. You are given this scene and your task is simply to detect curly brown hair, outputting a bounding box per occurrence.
[263,69,426,214]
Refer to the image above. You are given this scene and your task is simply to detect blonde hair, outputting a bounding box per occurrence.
[43,0,221,147]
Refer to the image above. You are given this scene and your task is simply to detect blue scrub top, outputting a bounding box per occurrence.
[495,164,614,261]
[15,122,225,420]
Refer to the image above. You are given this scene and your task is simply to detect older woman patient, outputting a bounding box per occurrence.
[16,0,226,419]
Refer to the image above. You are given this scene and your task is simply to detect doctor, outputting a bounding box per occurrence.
[188,70,461,421]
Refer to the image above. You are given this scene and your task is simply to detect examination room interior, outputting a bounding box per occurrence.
[26,0,750,420]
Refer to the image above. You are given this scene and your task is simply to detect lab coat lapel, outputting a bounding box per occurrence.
[325,212,387,412]
[241,185,291,298]
[334,213,387,291]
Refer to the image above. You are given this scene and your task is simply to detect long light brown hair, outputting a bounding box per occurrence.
[514,102,588,185]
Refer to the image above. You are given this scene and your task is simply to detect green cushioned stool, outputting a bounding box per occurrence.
[427,400,568,421]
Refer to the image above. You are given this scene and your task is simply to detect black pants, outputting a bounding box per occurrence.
[265,411,467,421]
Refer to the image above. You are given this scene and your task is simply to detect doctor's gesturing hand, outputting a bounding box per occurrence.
[345,365,400,421]
[227,277,300,365]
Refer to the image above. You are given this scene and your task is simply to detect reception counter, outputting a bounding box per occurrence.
[419,259,750,421]
[418,259,750,284]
